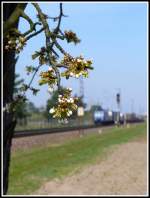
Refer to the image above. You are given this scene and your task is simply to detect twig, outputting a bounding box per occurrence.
[25,27,45,41]
[22,22,42,37]
[27,64,42,89]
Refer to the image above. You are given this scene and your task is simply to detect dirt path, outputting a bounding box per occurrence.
[34,140,147,196]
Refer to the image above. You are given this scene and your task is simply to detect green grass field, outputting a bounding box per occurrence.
[8,123,147,195]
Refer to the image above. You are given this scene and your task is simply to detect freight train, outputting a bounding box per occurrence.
[93,107,124,125]
[93,107,144,125]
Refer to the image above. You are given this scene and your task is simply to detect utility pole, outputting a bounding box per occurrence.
[131,99,134,114]
[78,76,84,136]
[116,89,121,126]
[79,76,84,99]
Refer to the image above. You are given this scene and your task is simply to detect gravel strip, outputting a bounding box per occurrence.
[34,140,147,196]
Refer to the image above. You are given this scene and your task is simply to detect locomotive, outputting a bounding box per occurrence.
[93,107,124,125]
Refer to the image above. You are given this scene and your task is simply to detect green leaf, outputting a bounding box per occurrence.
[32,51,40,60]
[39,79,48,86]
[61,72,66,77]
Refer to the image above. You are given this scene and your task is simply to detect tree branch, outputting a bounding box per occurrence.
[49,3,66,53]
[20,9,34,28]
[25,27,45,41]
[23,22,42,37]
[56,64,68,68]
[4,3,27,37]
[20,10,42,37]
[32,3,61,90]
[54,40,68,55]
[27,64,42,88]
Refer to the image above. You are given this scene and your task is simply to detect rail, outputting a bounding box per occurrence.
[13,123,114,138]
[13,120,144,138]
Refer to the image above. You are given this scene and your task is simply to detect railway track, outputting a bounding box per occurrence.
[13,120,144,138]
[13,124,114,138]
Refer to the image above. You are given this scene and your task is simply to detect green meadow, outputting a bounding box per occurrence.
[8,123,147,195]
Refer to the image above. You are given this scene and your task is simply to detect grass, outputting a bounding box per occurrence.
[8,122,147,195]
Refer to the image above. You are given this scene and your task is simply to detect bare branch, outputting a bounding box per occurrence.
[54,40,68,55]
[19,10,42,37]
[48,3,65,52]
[56,64,68,68]
[22,22,42,37]
[27,64,42,88]
[25,27,45,41]
[51,49,59,58]
[20,9,34,28]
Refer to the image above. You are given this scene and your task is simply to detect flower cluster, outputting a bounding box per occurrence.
[5,32,26,54]
[64,30,80,44]
[61,54,93,79]
[32,47,57,65]
[39,67,57,86]
[49,88,78,119]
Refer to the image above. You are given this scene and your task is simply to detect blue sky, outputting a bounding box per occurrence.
[16,2,148,114]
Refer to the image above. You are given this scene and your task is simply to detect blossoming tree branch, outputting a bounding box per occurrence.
[4,3,93,120]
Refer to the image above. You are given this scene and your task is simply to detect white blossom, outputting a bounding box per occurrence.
[68,110,72,115]
[77,58,82,63]
[67,99,71,103]
[3,107,6,112]
[48,67,53,71]
[75,74,80,78]
[17,43,22,48]
[70,72,74,76]
[67,88,72,91]
[67,112,70,116]
[49,107,55,114]
[5,45,9,50]
[58,98,63,103]
[67,110,72,116]
[69,98,74,103]
[48,87,53,93]
[3,103,11,112]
